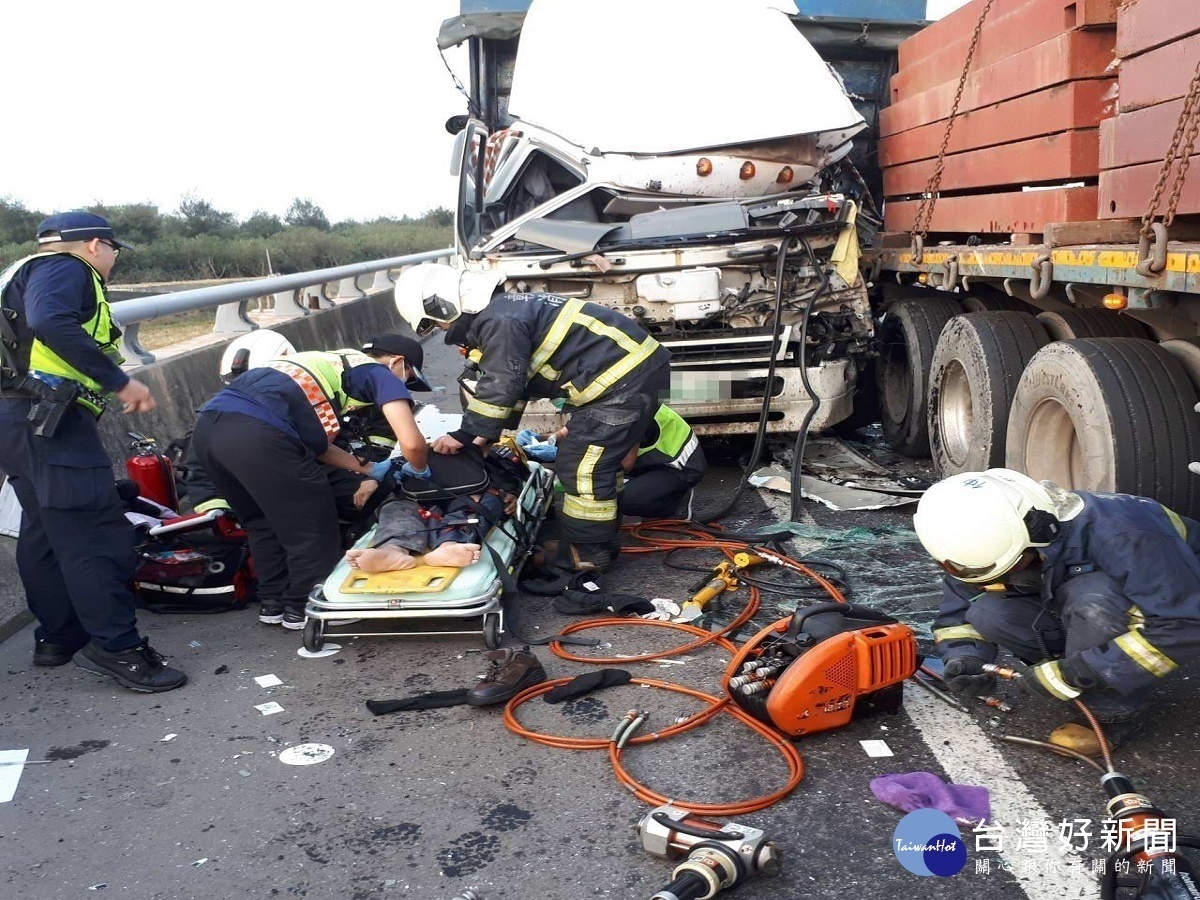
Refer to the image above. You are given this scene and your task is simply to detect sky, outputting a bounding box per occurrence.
[5,1,466,223]
[3,0,970,224]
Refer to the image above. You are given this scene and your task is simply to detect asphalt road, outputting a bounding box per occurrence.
[2,338,1199,900]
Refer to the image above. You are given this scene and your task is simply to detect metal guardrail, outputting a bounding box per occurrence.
[111,247,454,364]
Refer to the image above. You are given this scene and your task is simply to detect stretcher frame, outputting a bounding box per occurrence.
[302,461,555,651]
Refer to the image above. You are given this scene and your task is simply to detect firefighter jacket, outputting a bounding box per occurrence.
[460,292,669,440]
[933,491,1200,694]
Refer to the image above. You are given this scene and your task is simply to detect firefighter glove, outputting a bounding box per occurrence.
[942,656,997,695]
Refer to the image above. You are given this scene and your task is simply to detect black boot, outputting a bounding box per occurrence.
[75,640,188,693]
[34,639,84,667]
[554,542,615,573]
[466,646,547,707]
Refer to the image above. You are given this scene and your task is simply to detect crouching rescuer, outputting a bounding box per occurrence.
[395,263,671,573]
[913,468,1200,756]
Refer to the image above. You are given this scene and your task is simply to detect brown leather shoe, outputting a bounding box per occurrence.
[466,646,547,707]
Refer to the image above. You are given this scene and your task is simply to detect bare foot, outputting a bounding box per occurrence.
[350,545,419,574]
[423,542,482,568]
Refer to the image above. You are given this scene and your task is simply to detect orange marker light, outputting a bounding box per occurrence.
[696,158,713,176]
[776,166,794,184]
[1103,293,1128,310]
[739,161,756,180]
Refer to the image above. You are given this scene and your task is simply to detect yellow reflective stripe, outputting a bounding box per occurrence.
[466,396,514,419]
[1161,505,1188,541]
[933,625,989,643]
[572,311,643,355]
[563,494,618,521]
[1128,604,1146,631]
[194,498,232,514]
[528,298,585,378]
[1115,630,1177,677]
[576,444,604,497]
[569,337,660,406]
[1035,662,1082,700]
[538,364,561,382]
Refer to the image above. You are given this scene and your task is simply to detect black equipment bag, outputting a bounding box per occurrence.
[400,446,490,502]
[134,535,255,614]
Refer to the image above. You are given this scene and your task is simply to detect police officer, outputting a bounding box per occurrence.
[0,212,186,692]
[620,404,705,520]
[191,339,431,629]
[395,263,671,573]
[913,468,1200,757]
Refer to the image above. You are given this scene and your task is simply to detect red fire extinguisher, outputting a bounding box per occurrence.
[125,432,179,511]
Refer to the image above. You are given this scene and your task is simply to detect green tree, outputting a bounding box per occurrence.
[177,193,236,237]
[89,203,163,245]
[284,198,330,232]
[240,211,284,238]
[0,197,44,246]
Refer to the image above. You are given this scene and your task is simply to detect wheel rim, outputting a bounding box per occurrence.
[937,359,973,468]
[1022,397,1086,488]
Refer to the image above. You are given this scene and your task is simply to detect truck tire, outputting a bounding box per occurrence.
[928,312,1050,476]
[1006,338,1200,518]
[876,298,962,456]
[1035,309,1150,342]
[961,287,1029,314]
[1160,338,1200,394]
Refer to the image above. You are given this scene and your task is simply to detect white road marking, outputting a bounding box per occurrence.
[903,688,1099,899]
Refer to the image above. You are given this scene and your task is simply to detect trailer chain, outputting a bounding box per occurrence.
[1137,59,1200,275]
[910,0,996,263]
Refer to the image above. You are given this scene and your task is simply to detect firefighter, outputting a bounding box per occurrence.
[190,338,431,629]
[394,263,670,572]
[522,403,706,520]
[0,212,186,692]
[913,468,1200,757]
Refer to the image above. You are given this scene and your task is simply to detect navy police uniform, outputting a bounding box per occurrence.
[0,228,143,653]
[192,355,412,620]
[933,491,1200,720]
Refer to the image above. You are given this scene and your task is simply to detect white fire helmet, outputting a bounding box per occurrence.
[219,329,296,382]
[912,468,1063,584]
[393,263,503,337]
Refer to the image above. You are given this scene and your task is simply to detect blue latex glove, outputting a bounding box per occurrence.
[524,441,558,462]
[517,428,542,447]
[369,459,395,481]
[400,461,432,480]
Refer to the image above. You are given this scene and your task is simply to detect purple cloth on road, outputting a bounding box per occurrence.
[870,771,991,825]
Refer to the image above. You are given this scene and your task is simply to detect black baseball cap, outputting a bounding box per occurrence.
[36,212,134,249]
[361,333,431,391]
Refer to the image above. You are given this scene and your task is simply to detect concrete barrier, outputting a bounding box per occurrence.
[97,289,407,466]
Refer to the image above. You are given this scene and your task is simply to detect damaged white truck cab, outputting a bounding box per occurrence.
[441,0,893,435]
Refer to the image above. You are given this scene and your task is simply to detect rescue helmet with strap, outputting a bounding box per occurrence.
[219,329,296,383]
[394,263,502,336]
[913,468,1062,584]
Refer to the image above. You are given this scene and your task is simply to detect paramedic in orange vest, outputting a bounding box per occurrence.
[190,339,430,629]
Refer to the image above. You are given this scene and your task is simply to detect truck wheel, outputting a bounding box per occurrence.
[928,312,1050,476]
[876,298,962,456]
[1160,338,1200,394]
[1007,338,1200,517]
[1035,309,1150,342]
[961,287,1029,314]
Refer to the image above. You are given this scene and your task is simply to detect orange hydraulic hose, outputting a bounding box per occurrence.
[503,676,805,816]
